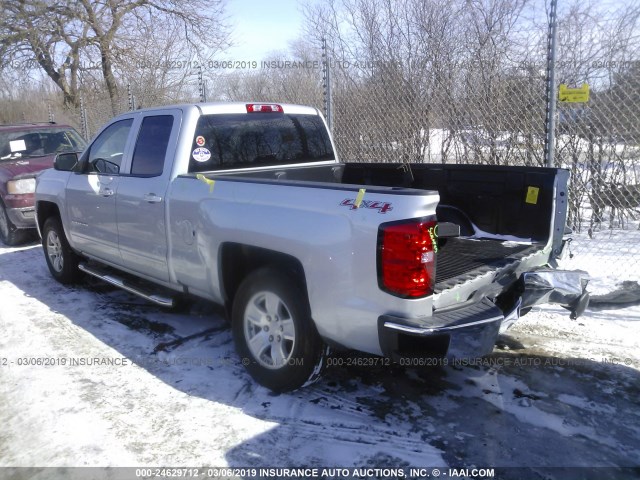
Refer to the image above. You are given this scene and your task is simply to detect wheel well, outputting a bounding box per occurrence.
[36,201,61,232]
[220,243,308,313]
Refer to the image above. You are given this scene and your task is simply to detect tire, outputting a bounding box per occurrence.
[42,217,81,284]
[0,200,28,246]
[232,267,327,392]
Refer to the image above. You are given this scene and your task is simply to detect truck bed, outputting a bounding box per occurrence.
[191,161,560,295]
[434,238,545,292]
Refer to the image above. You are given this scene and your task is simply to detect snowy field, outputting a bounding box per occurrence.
[1,239,639,479]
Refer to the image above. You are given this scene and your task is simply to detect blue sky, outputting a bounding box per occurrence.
[222,0,306,60]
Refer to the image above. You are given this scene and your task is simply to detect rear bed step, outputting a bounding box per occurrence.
[78,263,174,307]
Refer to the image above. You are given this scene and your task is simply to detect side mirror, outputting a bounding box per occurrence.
[54,152,79,171]
[91,157,120,174]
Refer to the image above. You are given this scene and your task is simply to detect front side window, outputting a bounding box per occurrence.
[87,119,133,174]
[130,115,174,176]
[188,113,334,173]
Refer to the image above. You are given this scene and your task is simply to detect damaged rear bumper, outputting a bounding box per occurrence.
[520,269,590,319]
[378,269,590,361]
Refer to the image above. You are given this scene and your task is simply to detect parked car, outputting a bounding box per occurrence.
[35,102,589,392]
[0,122,86,245]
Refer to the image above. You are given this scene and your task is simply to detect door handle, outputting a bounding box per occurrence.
[144,193,162,203]
[99,188,114,197]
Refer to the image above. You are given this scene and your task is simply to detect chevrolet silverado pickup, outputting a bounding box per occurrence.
[35,102,589,392]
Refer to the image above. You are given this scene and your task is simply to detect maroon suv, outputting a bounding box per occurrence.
[0,123,86,245]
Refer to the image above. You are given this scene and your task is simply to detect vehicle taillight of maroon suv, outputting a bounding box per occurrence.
[0,122,86,245]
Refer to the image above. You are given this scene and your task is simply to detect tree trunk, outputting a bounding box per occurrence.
[34,55,79,109]
[100,43,119,116]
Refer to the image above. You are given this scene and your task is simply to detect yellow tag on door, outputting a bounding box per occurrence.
[526,186,539,205]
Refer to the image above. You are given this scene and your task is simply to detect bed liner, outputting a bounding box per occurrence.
[434,238,546,293]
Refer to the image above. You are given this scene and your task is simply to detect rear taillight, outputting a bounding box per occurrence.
[378,219,437,298]
[246,103,283,113]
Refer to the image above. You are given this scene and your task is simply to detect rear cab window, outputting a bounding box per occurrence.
[188,112,334,173]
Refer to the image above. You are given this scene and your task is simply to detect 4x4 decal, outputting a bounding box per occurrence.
[339,198,393,214]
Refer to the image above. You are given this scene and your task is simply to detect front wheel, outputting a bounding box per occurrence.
[0,200,28,246]
[232,267,326,392]
[42,217,81,284]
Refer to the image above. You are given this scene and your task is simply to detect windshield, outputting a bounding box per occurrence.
[189,112,334,172]
[0,127,86,161]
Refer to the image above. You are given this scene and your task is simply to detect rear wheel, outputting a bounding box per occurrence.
[232,267,326,392]
[42,217,81,284]
[0,200,28,246]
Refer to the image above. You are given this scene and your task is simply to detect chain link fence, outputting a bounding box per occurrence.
[327,63,640,285]
[553,69,640,288]
[317,4,640,289]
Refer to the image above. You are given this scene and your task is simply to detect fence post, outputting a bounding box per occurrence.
[80,96,89,140]
[198,65,207,103]
[322,37,333,132]
[544,0,559,167]
[127,83,136,110]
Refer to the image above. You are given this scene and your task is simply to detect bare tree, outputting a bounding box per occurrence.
[301,0,534,163]
[213,41,323,107]
[1,0,231,114]
[1,1,87,108]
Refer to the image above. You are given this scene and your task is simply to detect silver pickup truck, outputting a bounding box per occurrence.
[35,102,589,392]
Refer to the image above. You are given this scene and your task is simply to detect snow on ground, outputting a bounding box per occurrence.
[0,243,443,469]
[1,240,639,477]
[559,223,640,295]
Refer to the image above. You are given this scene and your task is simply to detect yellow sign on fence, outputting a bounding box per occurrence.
[558,83,590,103]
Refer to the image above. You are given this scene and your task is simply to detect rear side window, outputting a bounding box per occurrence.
[188,113,334,173]
[131,115,174,176]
